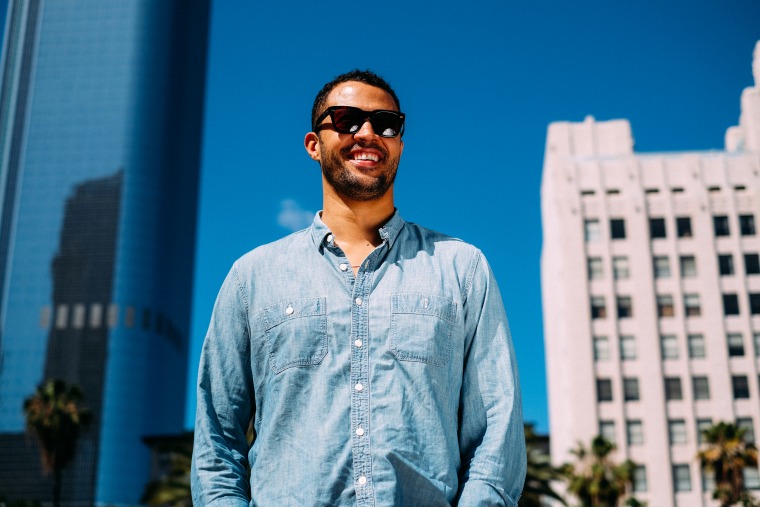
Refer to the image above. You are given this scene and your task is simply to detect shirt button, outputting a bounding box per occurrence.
[358,475,367,485]
[354,339,362,347]
[339,263,348,271]
[355,297,363,306]
[326,234,333,243]
[355,383,363,392]
[285,306,294,315]
[356,427,365,436]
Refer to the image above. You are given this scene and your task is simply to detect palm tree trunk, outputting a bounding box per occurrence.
[53,468,61,507]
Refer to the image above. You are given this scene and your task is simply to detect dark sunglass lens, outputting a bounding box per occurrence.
[331,107,364,134]
[371,112,403,137]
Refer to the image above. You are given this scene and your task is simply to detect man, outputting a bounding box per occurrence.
[191,70,526,506]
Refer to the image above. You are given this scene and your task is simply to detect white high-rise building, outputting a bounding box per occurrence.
[542,41,760,506]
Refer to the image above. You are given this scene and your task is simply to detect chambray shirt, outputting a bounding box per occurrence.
[191,212,526,507]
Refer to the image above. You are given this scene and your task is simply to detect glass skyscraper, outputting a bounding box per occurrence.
[0,1,209,504]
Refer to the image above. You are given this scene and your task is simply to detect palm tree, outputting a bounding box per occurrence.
[140,441,192,507]
[23,379,92,507]
[698,421,759,507]
[519,423,567,506]
[561,435,638,507]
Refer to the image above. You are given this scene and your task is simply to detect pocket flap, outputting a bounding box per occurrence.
[259,297,326,330]
[391,293,456,324]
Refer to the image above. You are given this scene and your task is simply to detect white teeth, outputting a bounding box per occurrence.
[354,152,379,162]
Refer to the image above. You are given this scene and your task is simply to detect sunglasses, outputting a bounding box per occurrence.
[314,106,405,138]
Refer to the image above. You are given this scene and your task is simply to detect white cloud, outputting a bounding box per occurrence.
[277,199,314,232]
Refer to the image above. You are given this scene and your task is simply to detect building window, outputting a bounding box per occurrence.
[680,255,697,278]
[673,464,692,492]
[72,304,86,330]
[737,417,755,443]
[676,216,692,238]
[610,218,626,240]
[740,214,756,236]
[55,304,69,330]
[657,295,675,317]
[733,376,750,399]
[620,335,636,360]
[599,420,616,443]
[665,377,683,400]
[597,379,613,402]
[654,256,671,278]
[588,257,603,280]
[661,334,678,359]
[623,377,640,401]
[750,293,760,314]
[746,254,760,275]
[688,334,706,358]
[724,294,740,315]
[719,254,735,275]
[593,336,610,361]
[693,376,710,400]
[697,418,713,444]
[89,303,103,328]
[125,306,136,328]
[612,256,629,280]
[755,333,760,357]
[669,419,688,445]
[626,420,644,445]
[714,215,730,236]
[617,296,633,318]
[650,217,666,239]
[744,467,760,490]
[107,304,119,328]
[591,296,606,319]
[633,465,648,493]
[585,219,601,242]
[728,333,745,357]
[702,470,716,492]
[684,293,701,317]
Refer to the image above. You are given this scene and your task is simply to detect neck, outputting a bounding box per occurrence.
[321,187,395,248]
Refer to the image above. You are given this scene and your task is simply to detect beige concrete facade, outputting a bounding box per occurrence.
[541,42,760,506]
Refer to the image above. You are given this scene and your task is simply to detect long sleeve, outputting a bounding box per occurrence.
[191,263,254,506]
[456,251,526,507]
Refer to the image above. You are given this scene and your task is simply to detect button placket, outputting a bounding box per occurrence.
[350,255,375,504]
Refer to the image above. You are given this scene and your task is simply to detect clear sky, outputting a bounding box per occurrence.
[187,0,760,432]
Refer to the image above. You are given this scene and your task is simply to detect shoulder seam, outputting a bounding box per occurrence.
[462,248,482,304]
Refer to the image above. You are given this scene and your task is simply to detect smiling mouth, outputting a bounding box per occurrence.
[352,151,380,162]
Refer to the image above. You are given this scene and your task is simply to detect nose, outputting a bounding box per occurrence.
[353,119,377,140]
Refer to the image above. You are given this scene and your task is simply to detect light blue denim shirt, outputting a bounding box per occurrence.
[191,211,526,506]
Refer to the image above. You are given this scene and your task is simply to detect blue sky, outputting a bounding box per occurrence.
[187,0,760,432]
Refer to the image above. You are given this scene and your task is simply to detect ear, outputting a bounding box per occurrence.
[304,132,321,162]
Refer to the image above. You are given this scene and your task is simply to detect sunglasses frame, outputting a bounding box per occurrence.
[313,106,405,138]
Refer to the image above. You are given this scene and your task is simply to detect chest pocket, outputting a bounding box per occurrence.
[390,293,457,367]
[258,297,327,374]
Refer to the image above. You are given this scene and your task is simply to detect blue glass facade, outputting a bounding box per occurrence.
[0,1,208,504]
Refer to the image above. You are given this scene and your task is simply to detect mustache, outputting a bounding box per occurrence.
[340,142,388,158]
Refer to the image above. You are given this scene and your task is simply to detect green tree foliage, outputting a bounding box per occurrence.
[698,421,759,507]
[561,435,641,507]
[519,423,566,506]
[140,441,192,507]
[23,379,92,507]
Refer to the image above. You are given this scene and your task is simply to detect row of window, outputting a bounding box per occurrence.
[593,332,760,362]
[591,292,760,319]
[596,375,758,403]
[612,463,758,494]
[39,304,182,347]
[584,214,756,242]
[600,417,755,448]
[583,185,748,197]
[588,253,760,280]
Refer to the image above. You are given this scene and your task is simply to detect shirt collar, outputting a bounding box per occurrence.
[310,210,405,251]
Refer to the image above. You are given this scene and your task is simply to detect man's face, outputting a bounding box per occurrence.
[307,81,404,202]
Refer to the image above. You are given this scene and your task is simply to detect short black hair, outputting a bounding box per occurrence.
[311,69,401,130]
